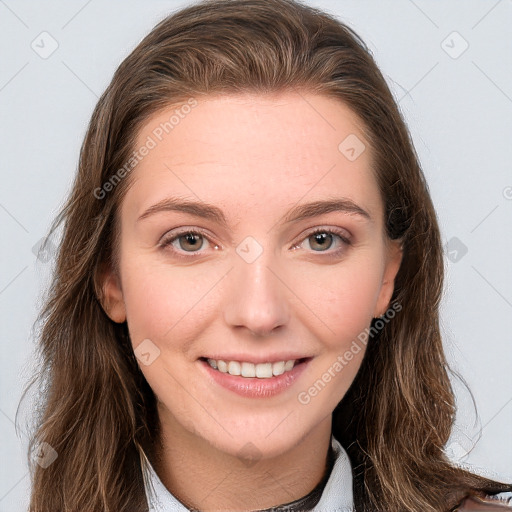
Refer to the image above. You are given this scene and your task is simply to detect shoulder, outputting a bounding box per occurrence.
[455,492,512,511]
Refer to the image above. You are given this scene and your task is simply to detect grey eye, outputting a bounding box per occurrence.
[308,232,335,251]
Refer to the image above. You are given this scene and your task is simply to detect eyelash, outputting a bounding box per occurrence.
[158,227,352,260]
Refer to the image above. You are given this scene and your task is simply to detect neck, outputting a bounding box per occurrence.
[152,407,333,512]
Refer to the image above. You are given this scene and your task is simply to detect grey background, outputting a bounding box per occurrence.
[1,0,511,509]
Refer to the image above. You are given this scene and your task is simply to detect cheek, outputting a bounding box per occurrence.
[119,255,224,348]
[290,253,384,347]
[290,261,382,410]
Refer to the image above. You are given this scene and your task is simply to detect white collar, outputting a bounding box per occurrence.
[140,435,354,511]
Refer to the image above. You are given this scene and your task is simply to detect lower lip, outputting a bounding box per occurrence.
[199,358,312,398]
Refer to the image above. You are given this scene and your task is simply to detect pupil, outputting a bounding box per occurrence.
[311,233,332,250]
[181,233,201,251]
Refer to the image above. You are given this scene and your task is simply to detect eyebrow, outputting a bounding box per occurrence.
[282,198,372,224]
[137,197,372,226]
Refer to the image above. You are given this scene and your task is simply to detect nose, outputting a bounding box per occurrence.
[223,248,290,337]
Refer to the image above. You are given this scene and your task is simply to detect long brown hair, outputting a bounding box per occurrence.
[24,0,512,510]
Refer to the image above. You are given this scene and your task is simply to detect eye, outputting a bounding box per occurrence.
[159,228,218,258]
[294,227,351,255]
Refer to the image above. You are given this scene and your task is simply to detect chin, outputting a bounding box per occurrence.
[190,407,322,462]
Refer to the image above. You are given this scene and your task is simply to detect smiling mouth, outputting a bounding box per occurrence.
[199,357,310,379]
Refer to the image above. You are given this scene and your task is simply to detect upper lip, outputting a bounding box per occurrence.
[200,354,312,365]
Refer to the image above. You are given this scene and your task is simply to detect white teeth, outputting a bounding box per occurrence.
[241,362,256,378]
[284,360,295,371]
[228,361,241,376]
[205,358,299,378]
[272,361,285,376]
[255,363,273,378]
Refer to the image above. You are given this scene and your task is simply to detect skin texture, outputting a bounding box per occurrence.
[101,92,403,511]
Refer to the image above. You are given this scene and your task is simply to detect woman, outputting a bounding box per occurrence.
[26,0,512,510]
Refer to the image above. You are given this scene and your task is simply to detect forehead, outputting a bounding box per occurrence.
[122,92,383,225]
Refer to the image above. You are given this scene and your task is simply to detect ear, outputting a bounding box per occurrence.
[96,264,126,323]
[373,239,403,318]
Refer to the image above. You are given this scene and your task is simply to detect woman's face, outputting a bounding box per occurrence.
[103,92,402,459]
